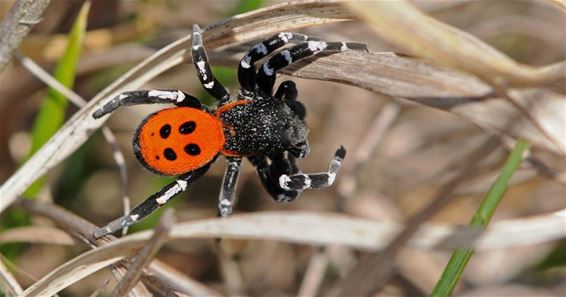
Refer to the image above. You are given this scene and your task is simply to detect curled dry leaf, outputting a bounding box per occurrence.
[209,49,565,156]
[344,1,566,88]
[279,52,566,156]
[21,210,566,297]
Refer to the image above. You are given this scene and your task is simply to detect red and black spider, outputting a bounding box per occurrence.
[92,25,368,238]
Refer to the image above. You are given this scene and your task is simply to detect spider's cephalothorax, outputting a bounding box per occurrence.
[217,97,309,158]
[92,25,367,238]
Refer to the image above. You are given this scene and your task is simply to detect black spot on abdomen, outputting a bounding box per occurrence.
[184,143,201,156]
[179,121,196,134]
[164,148,177,160]
[160,124,171,139]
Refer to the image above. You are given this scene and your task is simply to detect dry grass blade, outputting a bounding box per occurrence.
[212,48,566,155]
[111,209,175,297]
[146,263,223,297]
[15,199,226,297]
[88,278,111,297]
[298,250,328,297]
[20,209,566,297]
[344,1,566,88]
[0,226,74,245]
[278,52,566,155]
[0,257,23,297]
[0,0,355,214]
[21,254,123,297]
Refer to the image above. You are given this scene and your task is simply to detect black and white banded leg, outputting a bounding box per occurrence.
[217,157,242,217]
[256,41,368,97]
[279,146,346,192]
[274,80,306,120]
[274,80,298,101]
[237,32,319,98]
[93,89,202,118]
[249,153,300,203]
[192,24,230,105]
[93,164,211,238]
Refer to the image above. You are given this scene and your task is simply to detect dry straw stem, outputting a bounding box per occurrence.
[110,209,175,297]
[88,278,111,297]
[18,199,566,296]
[215,49,565,157]
[0,0,50,73]
[16,199,221,297]
[344,1,566,87]
[297,250,328,297]
[0,226,74,246]
[0,257,24,297]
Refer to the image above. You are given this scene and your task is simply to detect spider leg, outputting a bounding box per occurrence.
[92,90,202,118]
[192,24,230,105]
[256,41,368,97]
[274,80,305,120]
[93,163,211,238]
[279,146,346,191]
[274,80,298,101]
[238,32,320,98]
[217,157,242,217]
[249,153,301,203]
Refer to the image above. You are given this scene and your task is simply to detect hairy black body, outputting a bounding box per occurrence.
[219,98,308,158]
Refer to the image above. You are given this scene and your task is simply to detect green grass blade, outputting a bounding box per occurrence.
[233,0,264,14]
[430,139,530,297]
[23,1,90,198]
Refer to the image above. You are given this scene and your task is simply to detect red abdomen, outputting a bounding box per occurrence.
[134,107,225,175]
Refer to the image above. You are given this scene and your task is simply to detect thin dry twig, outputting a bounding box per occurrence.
[337,100,402,210]
[88,278,111,297]
[0,257,24,297]
[15,199,223,297]
[14,198,152,297]
[0,254,38,285]
[111,209,176,297]
[298,249,328,297]
[0,0,50,73]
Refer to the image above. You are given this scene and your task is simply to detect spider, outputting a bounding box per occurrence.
[92,25,368,238]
